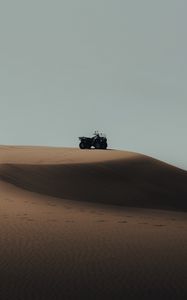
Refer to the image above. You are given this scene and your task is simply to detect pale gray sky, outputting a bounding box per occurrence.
[0,0,186,169]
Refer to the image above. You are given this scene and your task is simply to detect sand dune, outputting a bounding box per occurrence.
[0,146,187,299]
[0,146,186,211]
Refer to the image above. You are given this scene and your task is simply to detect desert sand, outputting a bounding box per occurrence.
[0,146,187,300]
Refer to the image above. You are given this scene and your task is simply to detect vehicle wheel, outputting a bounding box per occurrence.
[101,143,107,149]
[79,142,86,149]
[95,142,101,149]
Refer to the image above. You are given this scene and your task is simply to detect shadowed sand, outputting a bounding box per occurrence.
[0,146,187,211]
[0,146,187,299]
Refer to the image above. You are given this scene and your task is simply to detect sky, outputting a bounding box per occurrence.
[0,0,186,169]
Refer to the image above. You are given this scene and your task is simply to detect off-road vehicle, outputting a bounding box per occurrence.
[79,131,108,149]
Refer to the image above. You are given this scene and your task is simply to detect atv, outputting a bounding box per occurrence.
[79,131,108,150]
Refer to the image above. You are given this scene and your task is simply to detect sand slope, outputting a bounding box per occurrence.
[0,146,186,210]
[0,146,187,300]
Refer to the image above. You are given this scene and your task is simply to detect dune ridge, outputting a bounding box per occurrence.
[0,147,186,211]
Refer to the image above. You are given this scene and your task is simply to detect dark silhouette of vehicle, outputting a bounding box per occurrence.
[79,131,108,149]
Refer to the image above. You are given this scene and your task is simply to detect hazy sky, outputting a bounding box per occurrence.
[0,0,186,169]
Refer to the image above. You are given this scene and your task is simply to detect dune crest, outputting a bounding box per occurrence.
[0,146,186,211]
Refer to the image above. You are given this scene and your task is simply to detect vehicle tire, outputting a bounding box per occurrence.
[95,142,101,149]
[101,143,107,149]
[79,142,86,149]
